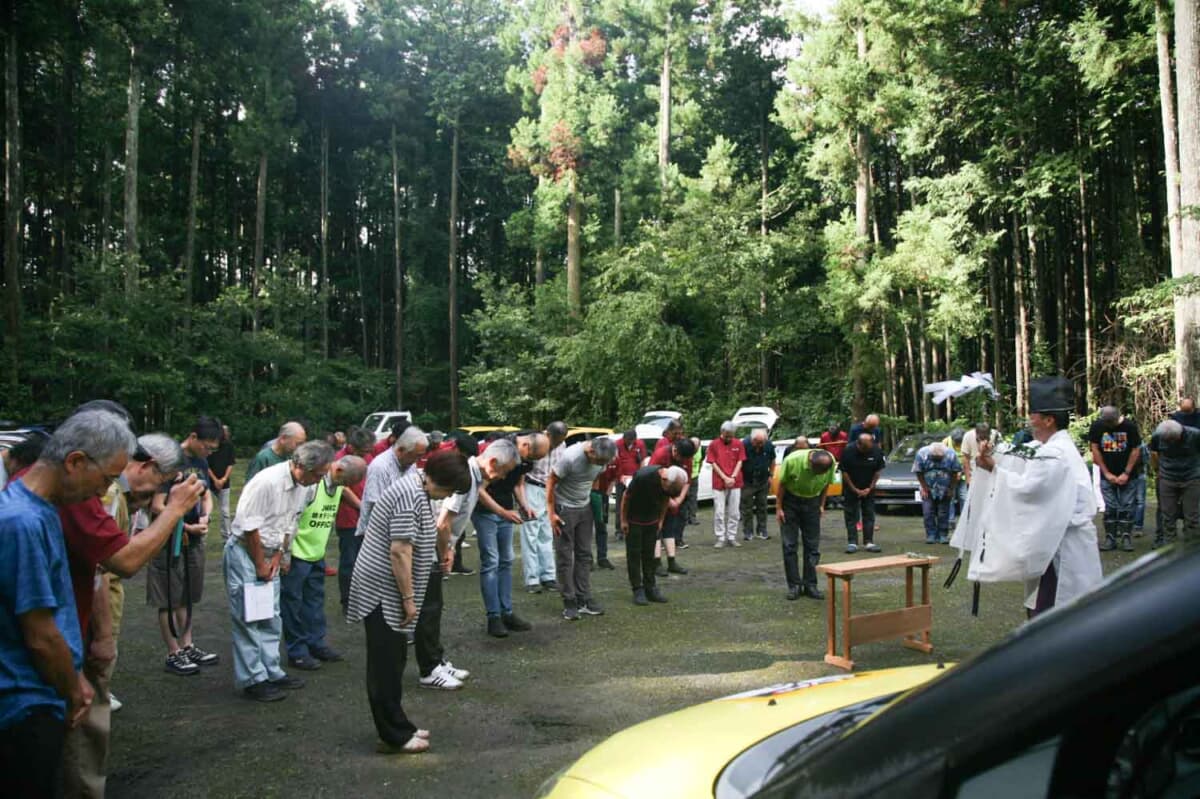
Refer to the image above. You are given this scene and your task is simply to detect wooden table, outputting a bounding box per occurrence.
[816,554,940,671]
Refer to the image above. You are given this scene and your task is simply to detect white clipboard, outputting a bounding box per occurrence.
[243,581,275,622]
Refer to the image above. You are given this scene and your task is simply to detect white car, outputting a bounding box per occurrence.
[361,410,413,443]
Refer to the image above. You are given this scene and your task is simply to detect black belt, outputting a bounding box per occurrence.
[526,477,546,488]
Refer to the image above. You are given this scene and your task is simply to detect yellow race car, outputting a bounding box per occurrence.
[536,664,947,799]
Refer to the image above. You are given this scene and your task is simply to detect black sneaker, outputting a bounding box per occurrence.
[1099,534,1117,552]
[269,674,306,690]
[633,588,649,606]
[164,650,200,676]
[803,585,825,601]
[667,562,688,575]
[526,583,543,594]
[562,601,580,621]
[786,586,801,601]
[679,542,690,549]
[579,600,605,616]
[288,655,322,671]
[486,616,509,638]
[597,558,616,570]
[647,587,668,604]
[655,564,669,577]
[1120,534,1134,552]
[541,579,559,592]
[502,613,533,632]
[182,644,219,666]
[310,647,344,662]
[451,566,476,576]
[243,681,287,702]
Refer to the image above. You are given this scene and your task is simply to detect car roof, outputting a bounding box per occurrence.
[753,540,1200,797]
[566,426,616,435]
[458,425,520,434]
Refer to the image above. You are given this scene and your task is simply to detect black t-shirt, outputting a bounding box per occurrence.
[1088,419,1143,477]
[483,434,534,511]
[1171,410,1200,429]
[1150,426,1200,482]
[624,466,668,525]
[207,439,236,481]
[839,444,886,490]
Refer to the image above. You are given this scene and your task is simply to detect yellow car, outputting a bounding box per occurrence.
[564,426,616,446]
[536,664,946,798]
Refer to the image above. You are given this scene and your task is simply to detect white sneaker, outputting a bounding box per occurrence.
[441,660,470,681]
[109,693,123,712]
[714,540,725,549]
[419,663,463,690]
[729,538,741,547]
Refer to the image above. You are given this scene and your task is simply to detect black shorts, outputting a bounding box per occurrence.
[146,542,205,609]
[659,514,684,541]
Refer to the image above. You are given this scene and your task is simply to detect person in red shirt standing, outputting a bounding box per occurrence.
[56,402,206,798]
[649,438,695,576]
[652,419,684,462]
[335,427,376,609]
[819,423,849,461]
[612,431,647,541]
[707,422,746,548]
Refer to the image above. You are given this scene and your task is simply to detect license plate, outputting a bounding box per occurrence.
[914,490,922,502]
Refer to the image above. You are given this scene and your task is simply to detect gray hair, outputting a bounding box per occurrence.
[292,440,335,472]
[42,410,137,465]
[1099,406,1121,425]
[720,421,737,435]
[974,422,991,439]
[336,454,368,484]
[483,437,519,467]
[751,428,768,442]
[590,436,617,460]
[279,421,305,439]
[929,442,947,458]
[394,425,428,452]
[547,421,568,439]
[429,430,445,446]
[1156,419,1184,442]
[137,433,185,474]
[663,465,688,493]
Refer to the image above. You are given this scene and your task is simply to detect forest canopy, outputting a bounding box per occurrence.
[2,0,1198,441]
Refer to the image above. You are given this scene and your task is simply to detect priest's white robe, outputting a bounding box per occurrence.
[950,429,1103,611]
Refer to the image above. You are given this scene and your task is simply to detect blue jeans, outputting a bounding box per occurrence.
[281,556,328,660]
[337,528,359,609]
[948,480,967,526]
[472,510,513,618]
[223,538,286,689]
[922,495,952,542]
[1132,473,1147,529]
[1100,476,1138,536]
[520,484,555,586]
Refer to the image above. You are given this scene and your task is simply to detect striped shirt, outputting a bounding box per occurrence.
[355,448,410,537]
[345,470,435,633]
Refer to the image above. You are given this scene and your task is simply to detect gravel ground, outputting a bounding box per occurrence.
[106,486,1149,798]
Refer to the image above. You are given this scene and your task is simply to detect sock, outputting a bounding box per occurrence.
[668,557,677,567]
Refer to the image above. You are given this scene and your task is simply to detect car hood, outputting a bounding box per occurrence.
[876,462,918,482]
[542,665,947,799]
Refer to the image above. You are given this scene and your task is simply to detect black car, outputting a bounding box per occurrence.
[742,540,1200,798]
[871,433,945,510]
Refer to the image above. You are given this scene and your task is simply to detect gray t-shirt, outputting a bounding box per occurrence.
[552,443,603,509]
[1150,426,1200,482]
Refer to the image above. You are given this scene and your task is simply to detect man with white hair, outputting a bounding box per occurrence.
[356,425,428,537]
[282,455,367,670]
[0,410,137,795]
[620,465,689,605]
[707,421,746,548]
[225,441,334,702]
[548,437,617,620]
[913,440,961,545]
[245,421,307,481]
[1149,418,1200,546]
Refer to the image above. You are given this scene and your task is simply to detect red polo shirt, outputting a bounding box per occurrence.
[614,439,647,477]
[334,446,374,530]
[706,436,747,490]
[59,497,129,634]
[371,438,392,458]
[819,431,849,460]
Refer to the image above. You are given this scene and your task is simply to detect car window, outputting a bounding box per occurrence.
[889,435,939,463]
[362,413,386,431]
[954,736,1061,799]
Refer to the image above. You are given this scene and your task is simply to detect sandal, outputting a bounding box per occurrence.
[414,729,431,740]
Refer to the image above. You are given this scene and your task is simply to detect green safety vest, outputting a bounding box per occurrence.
[292,477,343,562]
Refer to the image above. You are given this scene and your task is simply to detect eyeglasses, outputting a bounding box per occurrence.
[83,452,125,484]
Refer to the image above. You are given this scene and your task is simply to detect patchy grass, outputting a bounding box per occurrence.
[108,479,1147,798]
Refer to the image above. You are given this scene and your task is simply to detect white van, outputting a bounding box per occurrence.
[362,411,414,443]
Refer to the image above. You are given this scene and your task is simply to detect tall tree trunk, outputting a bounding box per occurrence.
[99,139,111,256]
[1077,157,1096,406]
[446,124,458,422]
[1159,0,1184,278]
[320,119,329,358]
[4,19,20,366]
[850,17,871,419]
[759,105,770,399]
[899,288,920,421]
[354,202,368,368]
[916,286,930,422]
[987,246,1003,394]
[535,244,545,285]
[183,115,202,326]
[1012,212,1030,415]
[658,11,671,194]
[123,44,141,294]
[566,170,582,317]
[1175,0,1200,395]
[252,151,267,333]
[613,186,621,248]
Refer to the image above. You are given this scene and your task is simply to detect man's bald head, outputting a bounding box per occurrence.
[810,450,834,473]
[864,414,880,430]
[1181,397,1196,414]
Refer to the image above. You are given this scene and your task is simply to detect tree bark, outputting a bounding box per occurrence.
[567,170,582,317]
[850,17,871,418]
[353,200,368,368]
[535,244,545,286]
[123,43,141,294]
[320,119,330,358]
[1159,0,1184,279]
[1012,212,1030,415]
[658,10,671,194]
[183,115,202,324]
[4,20,21,363]
[613,186,621,249]
[252,151,267,334]
[99,139,111,256]
[1175,0,1200,396]
[446,124,459,422]
[398,124,412,410]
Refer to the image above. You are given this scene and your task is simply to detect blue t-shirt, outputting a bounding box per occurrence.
[911,447,961,500]
[0,480,83,728]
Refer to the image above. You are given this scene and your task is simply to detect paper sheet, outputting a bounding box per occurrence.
[243,581,275,622]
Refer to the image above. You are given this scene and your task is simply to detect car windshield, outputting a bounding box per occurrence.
[889,434,941,463]
[362,413,386,431]
[715,693,899,799]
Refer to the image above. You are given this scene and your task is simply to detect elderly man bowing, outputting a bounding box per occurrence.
[225,441,334,702]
